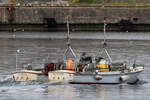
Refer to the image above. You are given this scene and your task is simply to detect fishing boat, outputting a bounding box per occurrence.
[48,19,144,84]
[13,18,144,84]
[12,49,49,82]
[12,63,51,82]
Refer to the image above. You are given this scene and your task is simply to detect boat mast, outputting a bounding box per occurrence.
[64,17,77,60]
[104,19,106,44]
[99,18,112,62]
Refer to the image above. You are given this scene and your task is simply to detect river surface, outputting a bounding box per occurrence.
[0,32,149,100]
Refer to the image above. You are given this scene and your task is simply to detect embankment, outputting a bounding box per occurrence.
[0,5,150,31]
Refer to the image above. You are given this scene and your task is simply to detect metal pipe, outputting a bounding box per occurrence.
[104,48,112,62]
[103,20,106,43]
[69,46,76,58]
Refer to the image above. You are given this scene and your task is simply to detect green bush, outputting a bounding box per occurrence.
[69,0,150,6]
[69,0,101,4]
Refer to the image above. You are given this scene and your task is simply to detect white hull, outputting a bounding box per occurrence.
[48,67,144,84]
[12,66,144,84]
[13,70,48,82]
[70,71,142,84]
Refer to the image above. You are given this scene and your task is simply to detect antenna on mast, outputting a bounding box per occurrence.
[103,19,106,45]
[66,16,70,46]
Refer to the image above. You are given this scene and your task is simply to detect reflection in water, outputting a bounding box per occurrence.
[0,81,149,100]
[90,85,107,100]
[47,85,110,100]
[48,85,73,100]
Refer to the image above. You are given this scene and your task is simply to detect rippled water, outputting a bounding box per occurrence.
[0,32,149,100]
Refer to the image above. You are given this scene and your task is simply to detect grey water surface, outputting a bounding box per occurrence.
[0,32,149,100]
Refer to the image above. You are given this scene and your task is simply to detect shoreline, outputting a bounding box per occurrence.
[0,31,150,41]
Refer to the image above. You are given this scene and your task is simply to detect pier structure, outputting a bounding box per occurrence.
[0,5,150,31]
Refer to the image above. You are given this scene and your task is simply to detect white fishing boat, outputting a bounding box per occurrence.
[12,49,49,82]
[12,63,49,82]
[48,18,144,84]
[13,69,43,81]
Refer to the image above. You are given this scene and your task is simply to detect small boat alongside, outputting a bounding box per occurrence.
[12,64,49,82]
[13,70,43,81]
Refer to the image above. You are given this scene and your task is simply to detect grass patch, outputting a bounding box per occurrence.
[69,0,150,6]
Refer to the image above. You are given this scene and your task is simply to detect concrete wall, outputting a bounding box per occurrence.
[0,6,150,24]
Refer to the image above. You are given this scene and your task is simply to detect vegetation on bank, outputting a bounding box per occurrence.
[69,0,150,6]
[5,0,150,6]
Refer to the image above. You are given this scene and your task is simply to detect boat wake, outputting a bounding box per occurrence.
[136,79,148,85]
[0,75,13,85]
[140,81,150,86]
